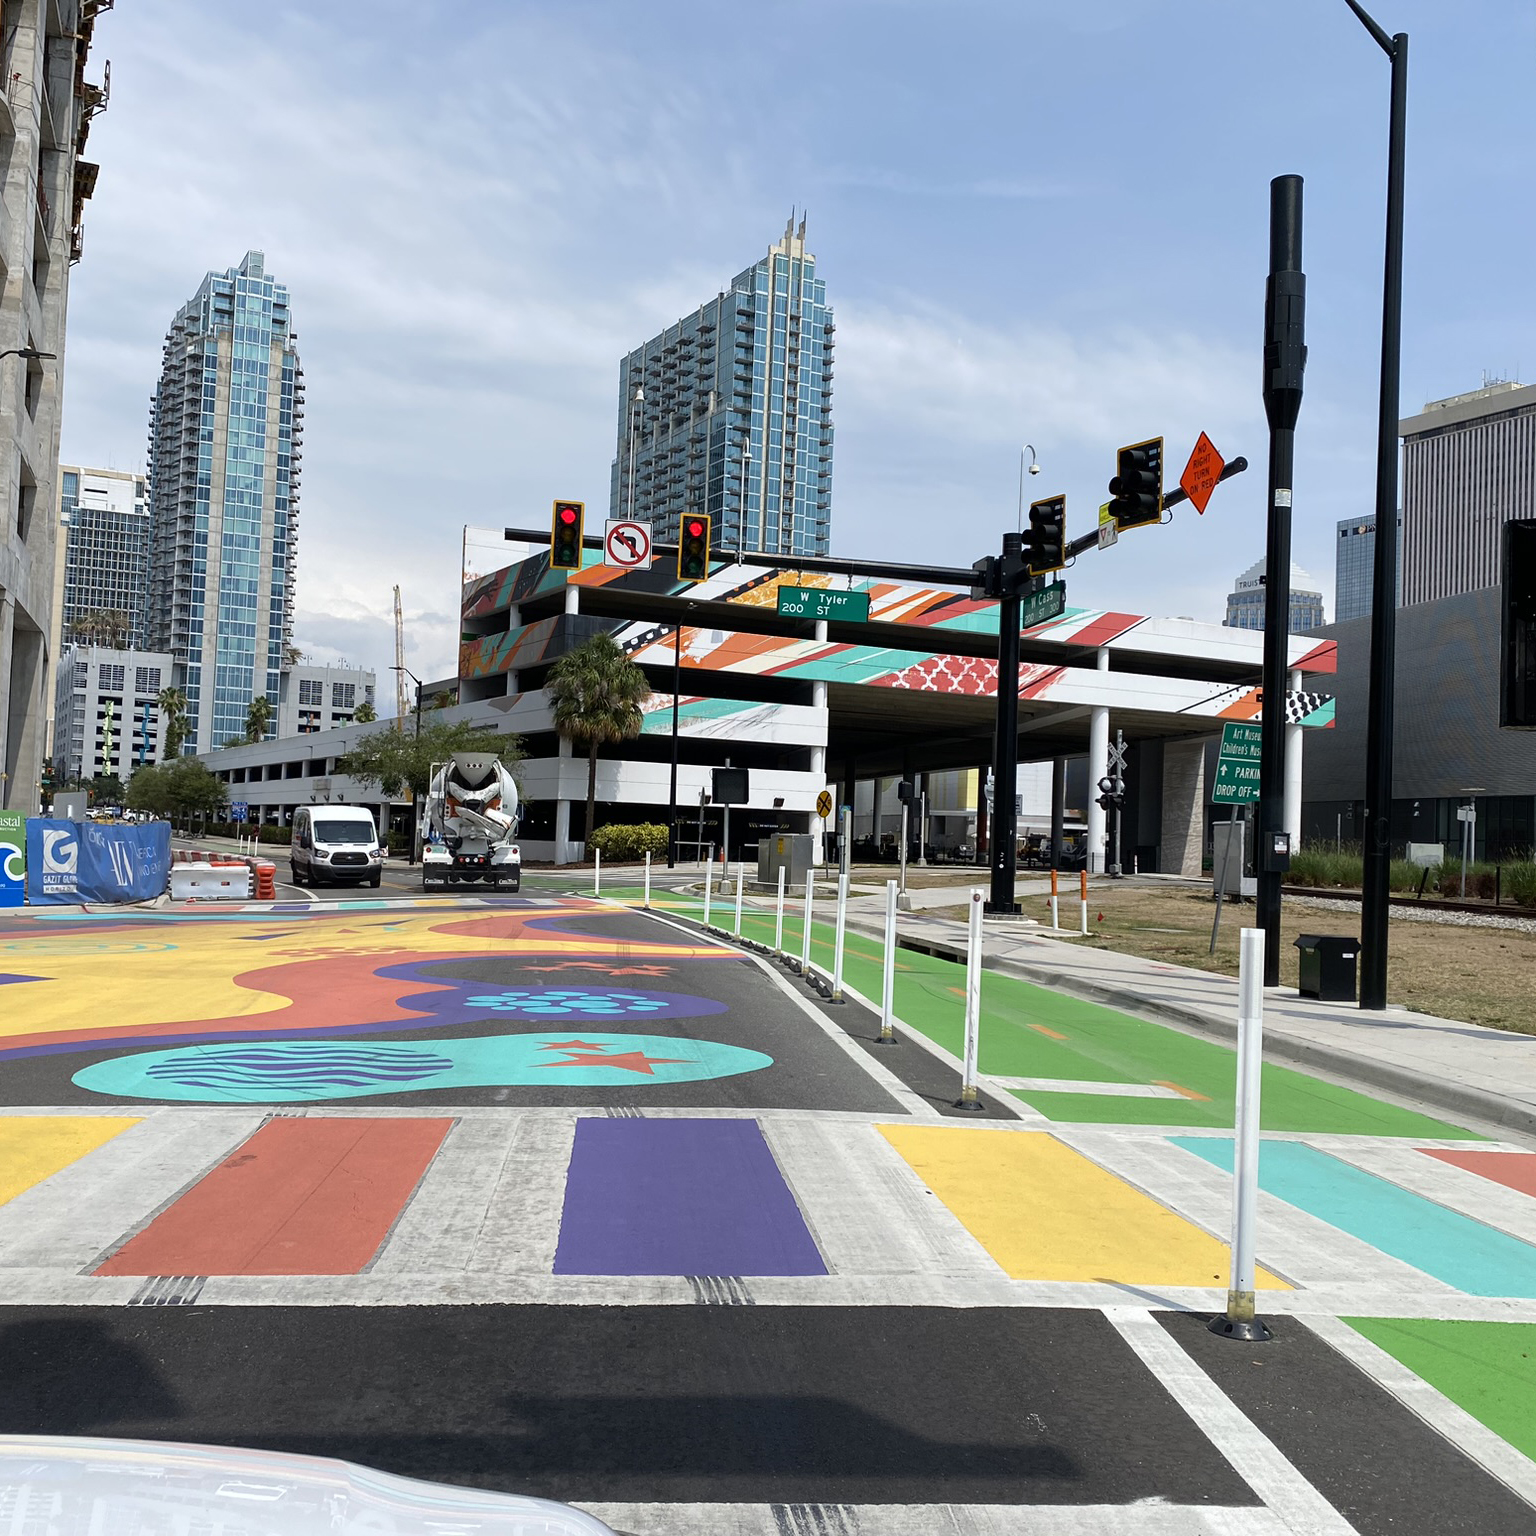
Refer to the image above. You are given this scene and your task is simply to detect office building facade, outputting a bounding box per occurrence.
[276,662,376,738]
[1224,557,1325,633]
[57,466,151,645]
[1401,380,1536,606]
[54,644,172,785]
[146,251,304,754]
[1334,514,1402,623]
[0,1,109,812]
[611,218,833,558]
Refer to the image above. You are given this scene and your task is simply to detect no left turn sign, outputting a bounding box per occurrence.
[604,519,653,570]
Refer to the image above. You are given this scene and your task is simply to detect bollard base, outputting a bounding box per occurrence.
[951,1096,986,1113]
[1208,1314,1273,1342]
[873,1031,899,1046]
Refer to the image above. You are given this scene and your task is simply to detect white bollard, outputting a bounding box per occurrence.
[832,871,848,1001]
[1050,869,1060,931]
[1080,869,1089,935]
[734,861,745,936]
[955,888,984,1109]
[774,866,786,956]
[1211,926,1271,1341]
[878,879,898,1043]
[801,872,815,973]
[594,847,601,897]
[703,860,713,929]
[644,850,652,910]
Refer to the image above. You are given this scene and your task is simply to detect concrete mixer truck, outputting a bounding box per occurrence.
[421,752,522,892]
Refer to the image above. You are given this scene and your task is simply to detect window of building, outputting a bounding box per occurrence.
[134,666,162,694]
[98,664,124,693]
[332,682,355,710]
[298,678,323,706]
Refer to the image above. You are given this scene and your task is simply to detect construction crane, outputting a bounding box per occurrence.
[393,585,409,731]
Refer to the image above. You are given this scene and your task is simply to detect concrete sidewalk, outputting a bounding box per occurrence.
[833,899,1536,1142]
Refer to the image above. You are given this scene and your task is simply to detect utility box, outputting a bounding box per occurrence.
[758,832,814,889]
[1294,933,1358,1003]
[1212,821,1256,898]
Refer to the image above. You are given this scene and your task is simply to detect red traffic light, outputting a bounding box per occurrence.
[559,506,577,524]
[687,519,704,538]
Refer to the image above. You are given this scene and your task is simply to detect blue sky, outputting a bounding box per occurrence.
[62,0,1536,693]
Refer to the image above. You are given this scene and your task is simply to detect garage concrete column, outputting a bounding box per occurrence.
[810,628,829,864]
[1086,647,1111,874]
[554,735,575,864]
[1285,666,1303,846]
[1161,738,1208,878]
[564,585,579,616]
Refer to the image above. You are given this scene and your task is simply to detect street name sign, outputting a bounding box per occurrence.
[1180,432,1226,516]
[1020,581,1066,629]
[1212,721,1263,804]
[603,519,653,570]
[777,586,871,623]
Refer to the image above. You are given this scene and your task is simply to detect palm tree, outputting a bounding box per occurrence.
[245,694,273,743]
[546,633,651,851]
[353,698,377,723]
[157,686,189,760]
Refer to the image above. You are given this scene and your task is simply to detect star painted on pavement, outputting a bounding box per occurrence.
[537,1039,613,1052]
[537,1050,687,1075]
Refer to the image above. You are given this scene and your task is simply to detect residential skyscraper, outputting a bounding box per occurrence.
[611,218,833,558]
[1334,514,1402,623]
[0,1,110,812]
[146,251,303,753]
[57,467,151,646]
[1224,557,1325,633]
[1401,379,1536,606]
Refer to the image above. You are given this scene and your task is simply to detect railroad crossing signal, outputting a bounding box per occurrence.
[678,514,712,582]
[551,500,585,570]
[1024,495,1067,576]
[1108,438,1164,531]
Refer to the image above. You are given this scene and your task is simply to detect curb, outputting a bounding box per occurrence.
[844,916,1536,1142]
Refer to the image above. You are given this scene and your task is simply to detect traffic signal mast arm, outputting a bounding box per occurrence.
[1063,455,1249,561]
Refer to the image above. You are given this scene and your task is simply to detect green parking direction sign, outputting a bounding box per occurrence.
[1213,721,1263,804]
[777,586,871,623]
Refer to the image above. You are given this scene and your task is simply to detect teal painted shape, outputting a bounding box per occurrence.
[1174,1137,1536,1298]
[74,1032,774,1104]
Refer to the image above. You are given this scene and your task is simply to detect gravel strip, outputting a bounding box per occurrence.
[1288,893,1536,935]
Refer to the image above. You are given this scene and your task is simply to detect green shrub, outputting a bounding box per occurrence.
[1289,845,1361,888]
[588,822,669,861]
[1503,861,1536,907]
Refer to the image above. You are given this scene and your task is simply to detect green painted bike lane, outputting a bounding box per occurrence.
[1346,1318,1536,1461]
[587,882,1478,1141]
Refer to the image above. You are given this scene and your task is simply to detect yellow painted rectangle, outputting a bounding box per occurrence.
[880,1125,1288,1290]
[0,1116,141,1207]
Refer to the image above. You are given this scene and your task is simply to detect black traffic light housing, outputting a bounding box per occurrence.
[1501,519,1536,728]
[1024,495,1067,576]
[551,500,585,570]
[896,779,915,804]
[1109,438,1164,531]
[678,514,712,582]
[1096,774,1124,813]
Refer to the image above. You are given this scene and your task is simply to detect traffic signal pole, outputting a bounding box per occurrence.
[986,533,1024,915]
[1257,175,1307,987]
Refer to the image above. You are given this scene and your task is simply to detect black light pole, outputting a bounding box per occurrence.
[1347,0,1408,1012]
[666,602,695,870]
[986,533,1023,915]
[391,663,424,863]
[1256,175,1307,986]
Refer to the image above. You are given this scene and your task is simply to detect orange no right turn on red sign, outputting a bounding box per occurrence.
[1180,432,1226,515]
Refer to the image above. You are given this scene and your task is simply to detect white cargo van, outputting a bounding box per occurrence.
[290,805,383,888]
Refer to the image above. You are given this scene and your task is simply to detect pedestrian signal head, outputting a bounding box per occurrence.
[678,514,711,582]
[551,500,585,570]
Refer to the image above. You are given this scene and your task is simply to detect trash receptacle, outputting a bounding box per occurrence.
[1294,933,1358,1002]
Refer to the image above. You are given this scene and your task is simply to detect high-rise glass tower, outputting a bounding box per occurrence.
[1334,514,1402,623]
[58,467,151,647]
[146,251,303,752]
[611,219,833,558]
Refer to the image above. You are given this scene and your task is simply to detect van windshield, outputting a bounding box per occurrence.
[313,821,373,845]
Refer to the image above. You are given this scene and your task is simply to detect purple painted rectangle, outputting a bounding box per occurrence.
[554,1118,827,1276]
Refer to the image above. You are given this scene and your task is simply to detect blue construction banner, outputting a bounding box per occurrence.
[0,810,23,907]
[25,819,171,905]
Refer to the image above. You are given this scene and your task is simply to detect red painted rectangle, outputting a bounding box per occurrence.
[1424,1148,1536,1200]
[97,1117,451,1276]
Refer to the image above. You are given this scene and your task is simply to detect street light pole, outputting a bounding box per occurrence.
[391,662,424,864]
[1346,0,1408,1011]
[667,602,695,870]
